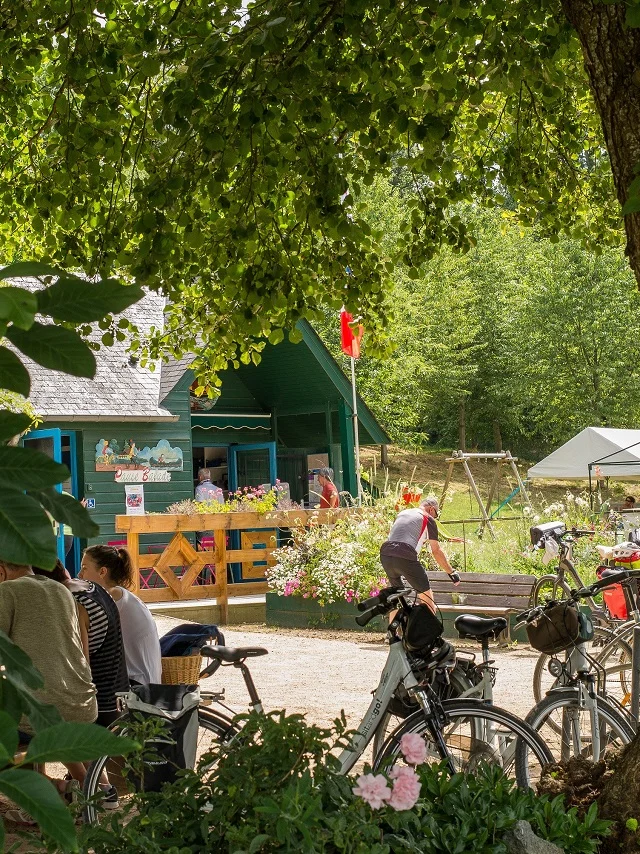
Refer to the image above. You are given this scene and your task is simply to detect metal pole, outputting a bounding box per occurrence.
[350,356,362,504]
[631,625,640,724]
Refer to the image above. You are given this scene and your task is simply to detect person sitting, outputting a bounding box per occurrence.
[623,495,636,510]
[0,559,98,817]
[81,545,161,686]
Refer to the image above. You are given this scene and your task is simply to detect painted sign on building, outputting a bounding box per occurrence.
[115,469,172,483]
[95,438,183,472]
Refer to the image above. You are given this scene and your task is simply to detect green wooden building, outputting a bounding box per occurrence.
[23,292,389,574]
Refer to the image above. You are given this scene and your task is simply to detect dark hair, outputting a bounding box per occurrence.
[84,545,134,588]
[32,559,70,583]
[626,496,636,504]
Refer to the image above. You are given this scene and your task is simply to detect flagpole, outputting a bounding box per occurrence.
[350,355,362,504]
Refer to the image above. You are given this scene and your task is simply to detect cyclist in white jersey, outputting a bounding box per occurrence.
[380,497,460,612]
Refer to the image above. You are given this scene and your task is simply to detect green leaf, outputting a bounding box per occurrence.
[0,346,30,396]
[0,712,18,763]
[0,411,32,442]
[0,262,62,281]
[0,768,78,851]
[622,196,640,215]
[0,287,37,330]
[25,722,139,765]
[0,630,44,691]
[250,834,271,853]
[30,488,99,539]
[626,817,638,832]
[36,278,144,323]
[0,446,69,490]
[0,677,25,724]
[5,323,96,378]
[0,489,58,568]
[15,687,63,732]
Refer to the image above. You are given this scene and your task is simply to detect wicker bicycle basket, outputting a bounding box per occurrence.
[161,654,202,685]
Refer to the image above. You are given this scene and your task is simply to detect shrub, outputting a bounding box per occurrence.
[80,712,609,854]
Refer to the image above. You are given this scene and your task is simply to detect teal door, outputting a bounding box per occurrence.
[22,429,80,574]
[229,443,277,491]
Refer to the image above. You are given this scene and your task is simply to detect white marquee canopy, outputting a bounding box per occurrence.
[528,427,640,480]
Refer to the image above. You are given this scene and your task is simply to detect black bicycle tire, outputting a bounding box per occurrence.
[372,699,553,790]
[522,688,635,764]
[82,707,238,825]
[531,574,572,608]
[532,627,634,707]
[371,667,477,761]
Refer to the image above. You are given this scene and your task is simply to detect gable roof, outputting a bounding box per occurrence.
[20,286,177,422]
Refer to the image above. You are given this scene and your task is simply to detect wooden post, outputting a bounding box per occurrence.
[380,444,388,467]
[482,459,503,533]
[440,458,456,507]
[127,532,140,595]
[214,529,228,624]
[462,457,496,540]
[506,452,533,509]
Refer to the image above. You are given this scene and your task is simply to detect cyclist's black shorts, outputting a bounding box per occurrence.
[379,541,430,593]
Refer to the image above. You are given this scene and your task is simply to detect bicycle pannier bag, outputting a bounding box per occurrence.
[404,605,444,653]
[123,683,201,792]
[525,601,586,654]
[529,521,566,547]
[596,565,628,620]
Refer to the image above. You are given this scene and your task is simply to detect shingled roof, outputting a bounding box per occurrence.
[19,284,179,422]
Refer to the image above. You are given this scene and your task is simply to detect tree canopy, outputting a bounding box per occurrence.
[1,0,638,385]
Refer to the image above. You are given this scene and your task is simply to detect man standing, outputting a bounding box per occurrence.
[317,467,339,508]
[195,468,224,503]
[380,497,460,613]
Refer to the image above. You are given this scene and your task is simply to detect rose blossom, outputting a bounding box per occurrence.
[399,732,428,765]
[352,773,392,809]
[388,766,421,811]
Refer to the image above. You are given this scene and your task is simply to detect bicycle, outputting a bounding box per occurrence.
[518,572,636,765]
[83,589,553,823]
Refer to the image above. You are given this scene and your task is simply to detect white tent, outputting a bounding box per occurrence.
[528,427,640,480]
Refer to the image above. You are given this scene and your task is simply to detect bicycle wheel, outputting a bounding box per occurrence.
[82,707,238,825]
[532,627,633,708]
[522,688,634,765]
[531,574,572,608]
[371,663,477,761]
[373,699,553,790]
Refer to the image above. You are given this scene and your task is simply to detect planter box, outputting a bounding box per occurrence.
[266,592,386,632]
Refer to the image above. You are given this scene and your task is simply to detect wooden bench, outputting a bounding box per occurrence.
[430,571,536,642]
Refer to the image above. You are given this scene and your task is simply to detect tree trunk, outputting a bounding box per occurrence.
[598,735,640,852]
[458,399,466,451]
[380,444,388,467]
[562,0,640,284]
[492,420,503,452]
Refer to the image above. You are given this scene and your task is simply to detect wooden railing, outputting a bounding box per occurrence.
[115,509,354,622]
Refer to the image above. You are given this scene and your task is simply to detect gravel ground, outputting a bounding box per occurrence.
[156,617,541,728]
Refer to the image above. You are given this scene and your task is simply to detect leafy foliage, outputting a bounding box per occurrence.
[0,0,630,387]
[80,711,609,854]
[0,263,141,568]
[0,630,138,851]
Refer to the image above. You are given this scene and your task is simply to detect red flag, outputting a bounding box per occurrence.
[340,307,364,359]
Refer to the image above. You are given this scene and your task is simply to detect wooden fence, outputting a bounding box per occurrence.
[115,508,354,622]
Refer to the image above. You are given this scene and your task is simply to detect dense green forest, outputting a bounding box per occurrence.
[318,176,640,460]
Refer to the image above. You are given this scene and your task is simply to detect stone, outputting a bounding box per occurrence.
[502,820,564,854]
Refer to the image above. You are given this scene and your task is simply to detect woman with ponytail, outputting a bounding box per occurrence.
[81,545,161,685]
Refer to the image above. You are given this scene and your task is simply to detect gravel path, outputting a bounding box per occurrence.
[156,617,541,728]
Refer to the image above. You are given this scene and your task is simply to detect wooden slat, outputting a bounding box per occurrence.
[430,571,535,584]
[215,530,228,624]
[228,581,269,596]
[437,605,512,615]
[127,533,140,596]
[116,508,358,534]
[179,554,215,593]
[434,594,531,608]
[242,565,267,579]
[149,535,185,597]
[139,584,222,603]
[227,549,272,562]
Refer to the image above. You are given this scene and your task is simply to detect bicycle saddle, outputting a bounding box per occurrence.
[454,615,508,641]
[200,645,268,663]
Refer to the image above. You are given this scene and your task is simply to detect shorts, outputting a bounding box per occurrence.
[380,541,431,593]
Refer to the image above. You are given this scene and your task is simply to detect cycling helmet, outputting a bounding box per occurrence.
[612,542,640,563]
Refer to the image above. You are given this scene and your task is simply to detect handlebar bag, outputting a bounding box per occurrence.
[404,605,444,654]
[525,601,582,654]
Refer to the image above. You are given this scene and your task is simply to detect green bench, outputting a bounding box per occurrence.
[430,571,536,643]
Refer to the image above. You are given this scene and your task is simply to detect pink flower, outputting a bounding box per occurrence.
[388,766,421,811]
[399,733,428,765]
[352,773,391,809]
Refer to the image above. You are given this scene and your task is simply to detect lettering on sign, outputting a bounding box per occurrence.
[115,469,171,483]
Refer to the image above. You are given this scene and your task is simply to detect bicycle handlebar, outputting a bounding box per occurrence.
[357,586,410,612]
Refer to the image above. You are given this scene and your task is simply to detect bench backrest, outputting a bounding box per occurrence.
[430,571,535,611]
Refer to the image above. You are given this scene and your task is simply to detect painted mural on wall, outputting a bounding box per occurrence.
[95,438,184,471]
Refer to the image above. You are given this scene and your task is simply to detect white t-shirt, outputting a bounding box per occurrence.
[115,587,162,684]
